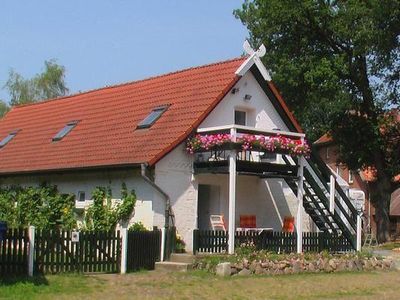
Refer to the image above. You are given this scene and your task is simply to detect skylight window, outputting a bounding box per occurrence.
[137,106,169,129]
[0,131,18,148]
[53,121,78,141]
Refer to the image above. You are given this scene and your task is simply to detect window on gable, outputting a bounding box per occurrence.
[234,110,246,126]
[349,171,354,184]
[0,131,18,148]
[77,191,86,202]
[137,106,169,129]
[53,121,78,141]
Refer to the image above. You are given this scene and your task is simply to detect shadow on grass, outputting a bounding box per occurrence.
[0,274,49,286]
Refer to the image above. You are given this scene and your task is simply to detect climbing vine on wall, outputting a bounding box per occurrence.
[84,183,136,231]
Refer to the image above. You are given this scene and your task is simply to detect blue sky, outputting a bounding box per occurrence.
[0,1,248,102]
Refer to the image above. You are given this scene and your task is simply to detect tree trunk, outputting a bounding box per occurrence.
[369,175,392,243]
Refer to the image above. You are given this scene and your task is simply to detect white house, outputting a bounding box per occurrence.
[0,44,359,253]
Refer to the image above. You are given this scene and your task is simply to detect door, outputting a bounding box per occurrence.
[198,184,220,230]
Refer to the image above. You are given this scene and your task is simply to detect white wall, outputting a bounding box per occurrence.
[0,169,159,230]
[154,144,197,251]
[199,72,289,131]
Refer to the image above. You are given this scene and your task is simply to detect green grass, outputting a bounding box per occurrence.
[375,242,400,250]
[1,270,400,299]
[0,274,103,300]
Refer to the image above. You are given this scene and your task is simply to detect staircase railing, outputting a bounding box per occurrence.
[282,154,357,249]
[309,152,358,218]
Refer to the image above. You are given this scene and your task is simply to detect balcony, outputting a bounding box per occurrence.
[188,125,308,179]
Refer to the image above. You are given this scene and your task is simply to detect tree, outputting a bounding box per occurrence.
[235,0,400,242]
[0,100,9,118]
[4,60,68,106]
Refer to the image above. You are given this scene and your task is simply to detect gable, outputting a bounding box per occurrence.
[199,71,289,131]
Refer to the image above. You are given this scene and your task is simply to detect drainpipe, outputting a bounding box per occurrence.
[140,163,173,229]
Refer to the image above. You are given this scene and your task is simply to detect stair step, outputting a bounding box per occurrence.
[170,253,195,264]
[155,261,192,272]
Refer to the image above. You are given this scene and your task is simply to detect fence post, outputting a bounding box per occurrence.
[28,226,35,277]
[160,227,166,261]
[356,213,362,251]
[120,228,128,274]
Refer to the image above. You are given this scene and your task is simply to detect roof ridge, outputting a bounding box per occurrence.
[12,56,246,110]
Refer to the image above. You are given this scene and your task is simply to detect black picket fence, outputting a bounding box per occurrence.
[0,228,29,276]
[127,230,161,272]
[193,230,354,254]
[34,230,121,274]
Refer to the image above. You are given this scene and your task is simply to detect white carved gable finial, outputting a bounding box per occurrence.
[236,40,271,81]
[243,40,266,58]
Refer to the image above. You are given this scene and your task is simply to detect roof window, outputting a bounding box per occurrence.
[53,121,78,141]
[0,131,18,148]
[137,105,169,129]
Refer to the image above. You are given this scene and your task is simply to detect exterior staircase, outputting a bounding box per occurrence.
[155,253,194,272]
[282,152,357,250]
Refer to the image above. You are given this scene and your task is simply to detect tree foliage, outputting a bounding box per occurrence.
[4,60,68,106]
[235,0,400,241]
[0,100,9,118]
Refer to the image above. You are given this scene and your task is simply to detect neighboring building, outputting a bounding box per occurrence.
[0,47,358,251]
[314,133,400,238]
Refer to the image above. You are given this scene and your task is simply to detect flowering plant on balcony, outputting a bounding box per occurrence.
[186,133,232,154]
[186,133,310,156]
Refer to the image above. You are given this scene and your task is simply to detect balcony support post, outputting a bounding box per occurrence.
[228,128,237,254]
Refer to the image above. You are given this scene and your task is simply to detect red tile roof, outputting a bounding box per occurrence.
[0,57,245,174]
[314,133,333,146]
[390,188,400,216]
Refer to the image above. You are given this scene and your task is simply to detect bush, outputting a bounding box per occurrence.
[0,183,76,229]
[128,222,148,232]
[84,183,136,231]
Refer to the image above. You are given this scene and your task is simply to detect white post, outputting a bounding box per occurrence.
[120,228,128,274]
[356,213,362,251]
[228,128,237,255]
[329,175,335,214]
[296,156,304,253]
[28,226,35,277]
[160,227,166,261]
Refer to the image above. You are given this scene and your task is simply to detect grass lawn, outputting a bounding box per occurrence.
[1,270,400,300]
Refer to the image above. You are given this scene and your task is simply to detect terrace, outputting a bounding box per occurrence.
[187,124,310,254]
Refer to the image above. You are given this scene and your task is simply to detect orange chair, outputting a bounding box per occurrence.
[240,215,257,228]
[282,216,295,232]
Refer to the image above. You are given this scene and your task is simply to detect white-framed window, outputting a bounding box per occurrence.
[336,165,342,178]
[349,170,354,184]
[234,110,247,126]
[77,191,86,202]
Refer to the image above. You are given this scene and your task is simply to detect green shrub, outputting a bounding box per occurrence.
[129,222,148,232]
[84,183,136,231]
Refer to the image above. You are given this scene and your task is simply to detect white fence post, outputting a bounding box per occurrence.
[329,175,335,214]
[356,214,362,251]
[28,226,35,277]
[160,227,166,262]
[120,228,128,274]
